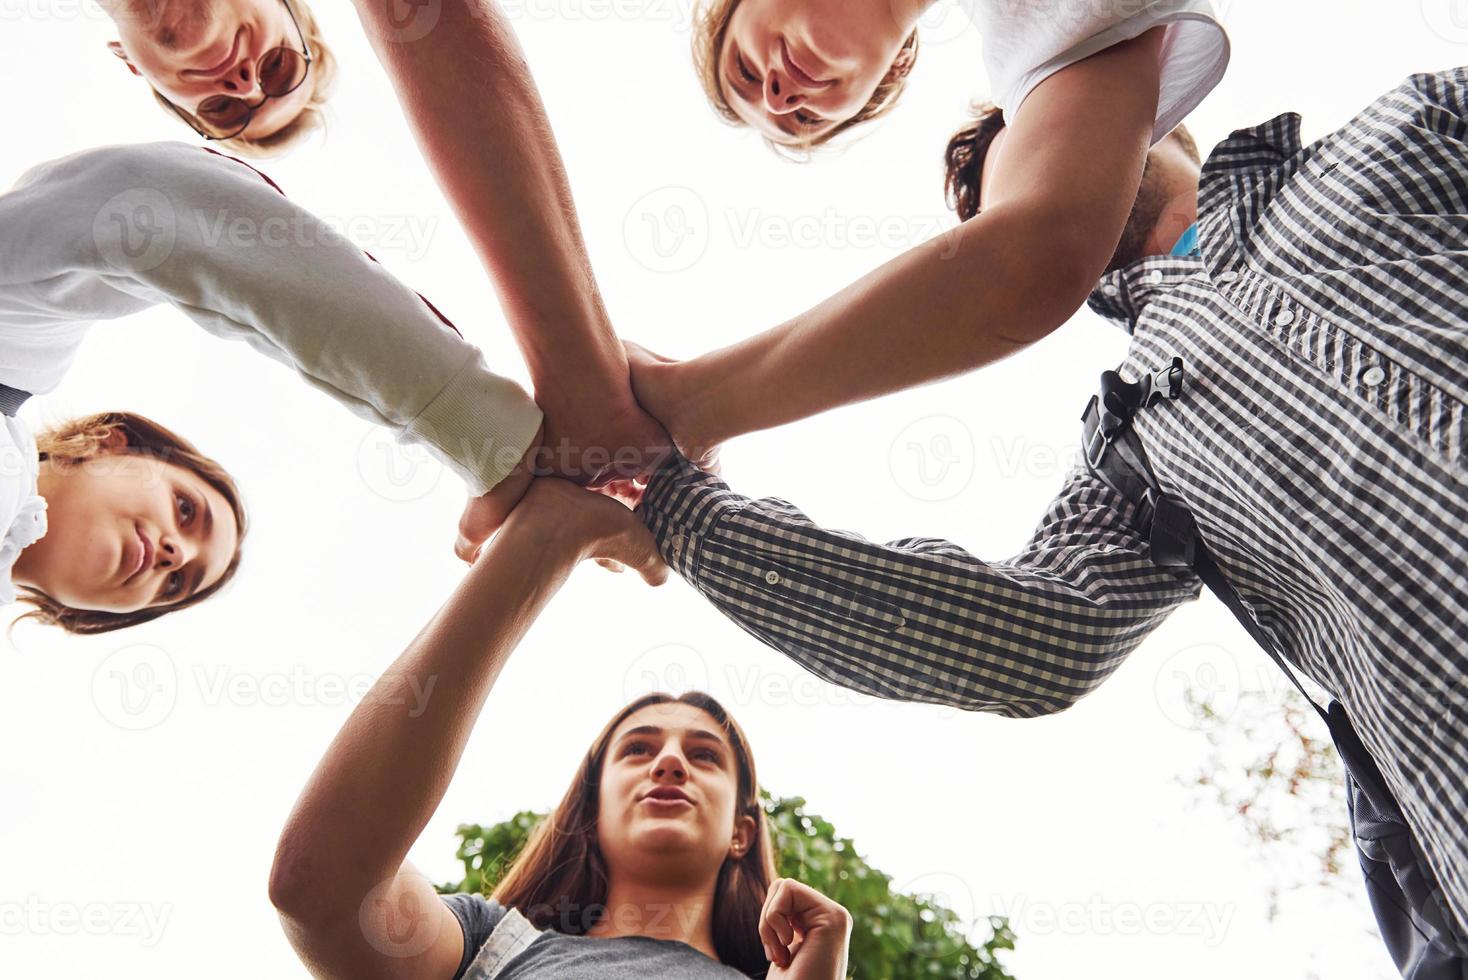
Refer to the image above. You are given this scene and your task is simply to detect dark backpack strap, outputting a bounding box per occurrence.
[0,382,31,418]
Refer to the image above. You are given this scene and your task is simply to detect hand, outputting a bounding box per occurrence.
[623,341,724,474]
[455,424,543,563]
[532,394,673,488]
[760,878,852,978]
[505,478,670,586]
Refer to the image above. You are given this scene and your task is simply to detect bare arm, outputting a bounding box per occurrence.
[269,481,667,980]
[629,30,1165,465]
[351,0,667,484]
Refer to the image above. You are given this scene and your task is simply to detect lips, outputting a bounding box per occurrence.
[642,787,693,806]
[183,26,244,79]
[124,525,154,586]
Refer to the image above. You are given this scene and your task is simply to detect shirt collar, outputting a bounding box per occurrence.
[1087,111,1307,332]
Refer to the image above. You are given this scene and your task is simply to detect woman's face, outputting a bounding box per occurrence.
[597,703,753,883]
[15,442,240,615]
[718,0,912,145]
[105,0,315,140]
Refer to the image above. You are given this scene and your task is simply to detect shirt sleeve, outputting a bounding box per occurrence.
[0,142,542,495]
[441,893,507,980]
[638,454,1202,718]
[966,0,1230,143]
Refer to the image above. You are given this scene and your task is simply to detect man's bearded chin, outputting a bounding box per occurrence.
[111,0,214,49]
[1105,157,1172,274]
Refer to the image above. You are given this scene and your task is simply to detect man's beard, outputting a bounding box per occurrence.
[120,0,213,51]
[1105,157,1172,274]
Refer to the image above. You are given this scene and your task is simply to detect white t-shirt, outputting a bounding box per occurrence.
[960,0,1231,142]
[0,415,45,606]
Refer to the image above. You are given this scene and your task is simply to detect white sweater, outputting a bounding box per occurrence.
[0,142,544,602]
[962,0,1231,142]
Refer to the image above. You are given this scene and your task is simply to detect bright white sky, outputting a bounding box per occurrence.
[1,1,1461,977]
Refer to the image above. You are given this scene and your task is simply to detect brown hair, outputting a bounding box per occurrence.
[15,412,248,635]
[491,691,776,976]
[151,0,339,158]
[943,102,1202,222]
[692,0,918,156]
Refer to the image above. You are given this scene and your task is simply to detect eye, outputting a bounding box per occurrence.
[735,51,758,85]
[794,110,822,128]
[692,747,721,764]
[176,491,197,526]
[163,570,185,600]
[624,741,653,757]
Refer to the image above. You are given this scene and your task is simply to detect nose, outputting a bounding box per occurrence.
[155,534,195,573]
[764,69,807,115]
[216,56,263,98]
[651,750,687,783]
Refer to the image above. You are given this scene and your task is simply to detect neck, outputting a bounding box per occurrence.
[1142,179,1200,259]
[587,874,720,959]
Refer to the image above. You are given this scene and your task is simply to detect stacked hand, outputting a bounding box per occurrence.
[623,340,724,474]
[760,878,853,978]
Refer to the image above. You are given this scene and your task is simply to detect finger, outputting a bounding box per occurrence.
[759,880,791,967]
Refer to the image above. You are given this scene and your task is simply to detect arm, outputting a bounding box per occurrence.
[628,30,1165,467]
[268,479,667,980]
[0,142,542,498]
[350,0,668,485]
[638,454,1200,717]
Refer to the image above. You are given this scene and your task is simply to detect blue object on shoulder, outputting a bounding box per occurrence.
[1170,223,1201,257]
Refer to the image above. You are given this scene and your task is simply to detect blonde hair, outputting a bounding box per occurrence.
[691,0,919,156]
[152,0,338,158]
[15,413,248,636]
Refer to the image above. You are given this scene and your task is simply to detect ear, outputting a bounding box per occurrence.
[729,813,758,859]
[886,43,916,82]
[107,41,143,77]
[99,427,130,452]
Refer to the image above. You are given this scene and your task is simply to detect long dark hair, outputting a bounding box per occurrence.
[491,691,776,976]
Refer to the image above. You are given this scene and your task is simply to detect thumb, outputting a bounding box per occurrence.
[598,527,670,587]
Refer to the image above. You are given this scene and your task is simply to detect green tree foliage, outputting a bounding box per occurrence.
[440,793,1017,980]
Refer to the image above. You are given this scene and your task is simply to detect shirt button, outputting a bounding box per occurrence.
[670,533,684,554]
[764,571,781,585]
[1274,309,1297,327]
[1102,283,1121,297]
[1216,271,1239,284]
[1360,365,1386,387]
[1147,269,1164,284]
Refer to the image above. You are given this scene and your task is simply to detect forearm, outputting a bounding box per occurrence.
[271,513,578,913]
[352,0,628,410]
[679,204,1093,446]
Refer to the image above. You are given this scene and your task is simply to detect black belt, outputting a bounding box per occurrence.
[0,382,31,418]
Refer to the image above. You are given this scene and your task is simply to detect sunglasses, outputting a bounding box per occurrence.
[162,0,313,141]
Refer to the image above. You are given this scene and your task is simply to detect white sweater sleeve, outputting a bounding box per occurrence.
[0,142,542,495]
